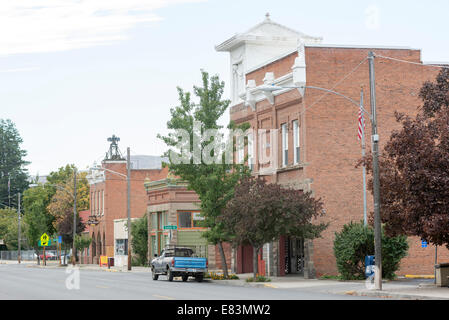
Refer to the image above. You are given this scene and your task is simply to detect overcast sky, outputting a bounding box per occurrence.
[1,0,448,176]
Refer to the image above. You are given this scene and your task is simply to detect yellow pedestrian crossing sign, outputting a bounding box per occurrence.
[40,233,49,246]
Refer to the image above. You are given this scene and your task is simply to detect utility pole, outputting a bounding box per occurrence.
[368,51,382,290]
[127,147,132,271]
[361,88,368,226]
[17,193,21,264]
[72,168,77,266]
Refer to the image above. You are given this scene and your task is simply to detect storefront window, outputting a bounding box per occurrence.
[115,239,128,255]
[178,211,204,229]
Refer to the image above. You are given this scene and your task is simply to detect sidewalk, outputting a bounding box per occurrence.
[208,273,449,300]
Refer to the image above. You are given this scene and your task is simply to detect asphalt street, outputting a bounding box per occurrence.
[0,263,379,300]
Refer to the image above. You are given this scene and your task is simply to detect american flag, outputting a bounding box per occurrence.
[357,105,365,141]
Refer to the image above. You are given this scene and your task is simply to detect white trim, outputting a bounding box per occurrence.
[305,43,418,50]
[246,49,298,74]
[423,61,449,66]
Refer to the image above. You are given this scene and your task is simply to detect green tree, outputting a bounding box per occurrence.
[333,221,409,280]
[22,185,55,263]
[0,208,21,250]
[158,70,249,277]
[74,234,92,263]
[47,169,89,229]
[130,214,148,266]
[0,119,29,206]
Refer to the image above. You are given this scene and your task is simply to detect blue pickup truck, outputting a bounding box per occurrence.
[150,247,208,282]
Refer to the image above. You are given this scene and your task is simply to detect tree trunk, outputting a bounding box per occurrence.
[217,241,229,278]
[64,246,67,265]
[35,248,40,265]
[253,246,259,280]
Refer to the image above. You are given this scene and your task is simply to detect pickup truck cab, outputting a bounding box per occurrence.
[150,247,207,282]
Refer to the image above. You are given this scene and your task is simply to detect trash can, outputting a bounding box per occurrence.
[365,255,375,278]
[435,263,449,287]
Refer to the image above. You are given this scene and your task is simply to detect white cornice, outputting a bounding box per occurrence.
[305,44,418,50]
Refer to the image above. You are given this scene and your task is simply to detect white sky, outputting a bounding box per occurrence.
[0,0,448,175]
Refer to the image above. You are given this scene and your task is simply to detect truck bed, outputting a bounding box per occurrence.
[174,257,207,269]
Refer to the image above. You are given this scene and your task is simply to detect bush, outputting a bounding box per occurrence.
[333,221,409,280]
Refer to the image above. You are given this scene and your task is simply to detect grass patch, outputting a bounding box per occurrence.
[204,272,239,280]
[245,275,271,283]
[319,274,343,280]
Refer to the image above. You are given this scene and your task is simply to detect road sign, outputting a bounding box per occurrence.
[40,233,49,246]
[163,225,177,230]
[422,240,428,248]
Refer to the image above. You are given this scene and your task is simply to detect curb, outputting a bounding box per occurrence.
[208,280,275,288]
[349,290,448,300]
[405,275,435,279]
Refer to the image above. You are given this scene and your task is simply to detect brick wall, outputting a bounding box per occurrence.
[231,46,449,276]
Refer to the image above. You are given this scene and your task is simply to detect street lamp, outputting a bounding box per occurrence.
[89,147,132,271]
[260,56,382,290]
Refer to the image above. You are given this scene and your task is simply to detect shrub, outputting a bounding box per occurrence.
[333,221,409,280]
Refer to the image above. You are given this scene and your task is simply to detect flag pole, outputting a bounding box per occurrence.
[361,88,368,226]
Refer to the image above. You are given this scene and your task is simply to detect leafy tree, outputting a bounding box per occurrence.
[22,185,55,263]
[0,119,29,206]
[360,69,449,248]
[57,210,85,262]
[130,214,148,266]
[0,208,21,250]
[74,234,92,263]
[333,222,409,280]
[158,70,249,277]
[47,169,89,229]
[221,177,327,278]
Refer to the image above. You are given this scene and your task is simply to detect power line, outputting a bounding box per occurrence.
[300,57,368,117]
[375,54,449,69]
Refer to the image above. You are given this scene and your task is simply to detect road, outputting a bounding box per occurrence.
[0,263,379,300]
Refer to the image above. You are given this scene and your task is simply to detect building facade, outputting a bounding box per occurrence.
[217,15,449,277]
[86,137,168,266]
[145,175,232,271]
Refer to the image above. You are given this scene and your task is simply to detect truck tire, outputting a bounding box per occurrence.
[195,274,203,282]
[182,275,188,282]
[167,268,174,282]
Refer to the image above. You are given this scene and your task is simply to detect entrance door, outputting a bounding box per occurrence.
[284,237,305,275]
[237,245,253,274]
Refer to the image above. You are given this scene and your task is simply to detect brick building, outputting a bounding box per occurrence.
[86,136,168,266]
[145,174,232,271]
[216,15,449,277]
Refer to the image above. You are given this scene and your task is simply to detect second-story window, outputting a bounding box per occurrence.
[293,120,300,164]
[282,123,288,167]
[248,133,254,171]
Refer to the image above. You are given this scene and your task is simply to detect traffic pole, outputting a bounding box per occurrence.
[72,168,77,266]
[368,51,382,290]
[17,193,21,264]
[127,147,132,271]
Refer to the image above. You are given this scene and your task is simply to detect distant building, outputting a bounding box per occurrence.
[86,136,168,266]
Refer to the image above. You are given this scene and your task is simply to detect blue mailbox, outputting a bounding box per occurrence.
[365,255,375,278]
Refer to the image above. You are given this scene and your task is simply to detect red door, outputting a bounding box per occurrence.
[237,245,253,273]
